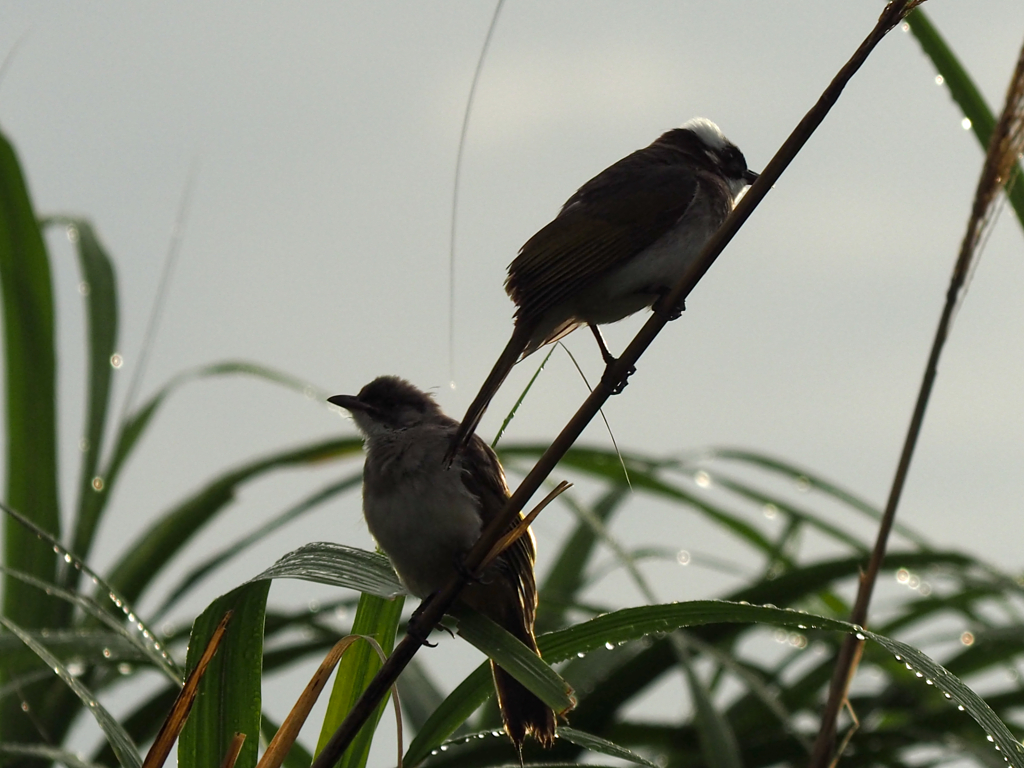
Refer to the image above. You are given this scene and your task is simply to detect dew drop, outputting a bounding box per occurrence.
[110,354,123,369]
[67,662,85,677]
[20,701,30,712]
[762,503,778,519]
[694,470,711,488]
[988,735,995,743]
[79,438,90,452]
[118,663,132,675]
[66,225,79,243]
[577,652,585,658]
[64,553,73,564]
[491,731,501,738]
[934,75,944,86]
[308,599,320,613]
[102,648,112,659]
[960,631,975,646]
[957,705,965,711]
[92,476,105,492]
[430,751,438,756]
[605,642,615,651]
[901,21,910,32]
[78,281,90,296]
[855,633,865,641]
[962,117,972,131]
[896,568,910,584]
[676,550,690,566]
[794,475,811,492]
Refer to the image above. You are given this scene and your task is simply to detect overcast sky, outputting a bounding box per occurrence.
[2,2,1023,760]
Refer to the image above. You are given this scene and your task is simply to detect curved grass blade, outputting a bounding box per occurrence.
[492,346,554,448]
[451,607,574,714]
[542,601,1024,767]
[154,472,363,619]
[253,542,404,599]
[106,437,364,606]
[179,583,270,768]
[701,447,930,546]
[0,124,62,742]
[1,500,179,676]
[905,7,1024,226]
[503,446,775,555]
[0,564,180,681]
[102,360,333,513]
[0,615,142,768]
[315,592,405,768]
[403,663,492,767]
[0,744,108,768]
[43,217,119,568]
[557,726,657,768]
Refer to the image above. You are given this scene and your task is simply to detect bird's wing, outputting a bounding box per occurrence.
[460,435,538,626]
[507,157,701,323]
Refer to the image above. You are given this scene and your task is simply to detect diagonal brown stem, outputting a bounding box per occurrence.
[808,22,1024,768]
[310,4,918,766]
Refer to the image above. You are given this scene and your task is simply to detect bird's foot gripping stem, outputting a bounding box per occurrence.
[408,594,457,646]
[602,361,636,395]
[658,290,686,321]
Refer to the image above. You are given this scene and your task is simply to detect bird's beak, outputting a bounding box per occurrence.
[327,394,364,412]
[744,169,760,185]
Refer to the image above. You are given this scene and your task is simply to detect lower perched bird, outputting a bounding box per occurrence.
[445,118,758,464]
[329,375,557,751]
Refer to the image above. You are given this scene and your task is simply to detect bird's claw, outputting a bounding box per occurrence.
[603,362,636,395]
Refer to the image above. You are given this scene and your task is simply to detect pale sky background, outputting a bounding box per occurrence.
[2,2,1023,762]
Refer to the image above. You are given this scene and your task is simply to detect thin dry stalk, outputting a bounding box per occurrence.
[218,733,246,768]
[141,610,232,768]
[480,481,572,570]
[310,4,919,766]
[808,30,1024,768]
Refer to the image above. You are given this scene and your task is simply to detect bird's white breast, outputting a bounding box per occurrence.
[362,425,482,598]
[587,192,722,323]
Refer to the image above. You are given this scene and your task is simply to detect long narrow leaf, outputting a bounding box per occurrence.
[179,582,271,768]
[44,217,119,568]
[315,592,405,768]
[155,473,363,619]
[0,616,142,768]
[0,123,62,742]
[403,664,492,767]
[106,437,364,606]
[254,543,404,599]
[452,607,574,714]
[906,7,1024,226]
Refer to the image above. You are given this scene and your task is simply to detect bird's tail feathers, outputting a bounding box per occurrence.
[444,324,532,466]
[492,651,557,752]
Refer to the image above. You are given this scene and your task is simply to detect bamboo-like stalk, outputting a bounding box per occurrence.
[808,28,1024,768]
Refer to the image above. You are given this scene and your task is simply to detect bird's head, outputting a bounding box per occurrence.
[329,376,442,436]
[680,117,759,197]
